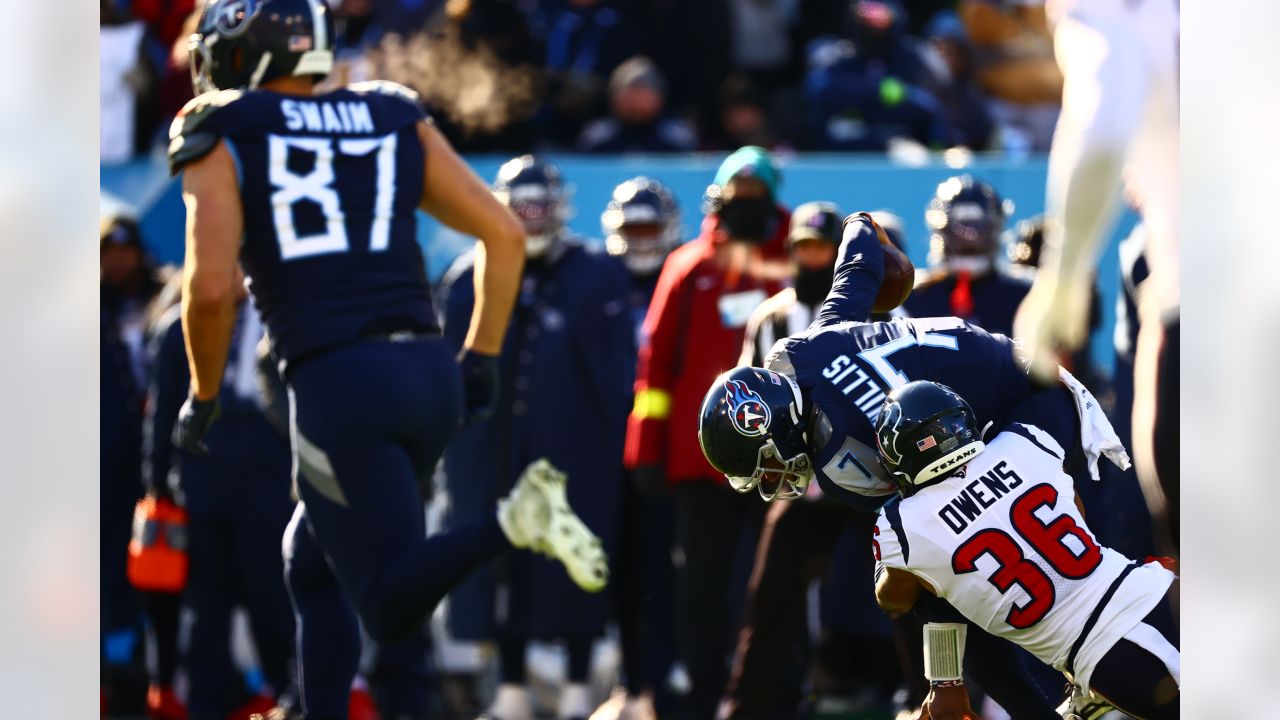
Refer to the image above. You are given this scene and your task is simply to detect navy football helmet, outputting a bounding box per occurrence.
[189,0,335,95]
[493,155,571,258]
[874,381,985,497]
[924,175,1012,270]
[601,177,681,276]
[698,367,812,501]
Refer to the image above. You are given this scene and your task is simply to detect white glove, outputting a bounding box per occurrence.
[1058,366,1131,480]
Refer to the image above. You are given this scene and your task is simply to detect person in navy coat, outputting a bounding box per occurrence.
[438,156,634,720]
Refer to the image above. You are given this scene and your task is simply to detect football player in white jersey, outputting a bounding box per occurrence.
[1011,0,1180,554]
[871,381,1178,720]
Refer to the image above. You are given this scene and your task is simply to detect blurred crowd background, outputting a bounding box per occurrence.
[100,1,1161,720]
[101,0,1067,164]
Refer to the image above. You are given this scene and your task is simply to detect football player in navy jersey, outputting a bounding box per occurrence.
[697,213,1132,719]
[166,2,606,718]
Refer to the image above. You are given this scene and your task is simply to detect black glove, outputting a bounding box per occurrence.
[172,394,220,456]
[457,350,500,425]
[630,464,666,495]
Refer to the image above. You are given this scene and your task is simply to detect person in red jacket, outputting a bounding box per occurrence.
[624,146,789,718]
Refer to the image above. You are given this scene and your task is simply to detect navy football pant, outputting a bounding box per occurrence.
[283,338,511,719]
[1089,591,1179,720]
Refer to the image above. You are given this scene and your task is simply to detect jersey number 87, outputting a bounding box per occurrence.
[269,133,398,261]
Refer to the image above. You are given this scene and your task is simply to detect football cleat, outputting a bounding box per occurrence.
[498,459,609,593]
[1056,683,1115,720]
[1013,273,1093,384]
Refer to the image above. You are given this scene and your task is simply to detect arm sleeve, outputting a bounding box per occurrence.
[812,213,885,328]
[623,254,687,469]
[142,315,190,498]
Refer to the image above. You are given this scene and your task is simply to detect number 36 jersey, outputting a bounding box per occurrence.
[874,423,1174,692]
[168,81,438,366]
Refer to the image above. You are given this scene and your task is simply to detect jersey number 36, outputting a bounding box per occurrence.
[950,483,1102,629]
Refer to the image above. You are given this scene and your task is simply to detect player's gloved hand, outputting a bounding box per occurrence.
[923,682,982,720]
[457,349,500,425]
[172,394,221,457]
[629,464,666,495]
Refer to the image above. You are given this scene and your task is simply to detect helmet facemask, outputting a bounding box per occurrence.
[727,437,813,501]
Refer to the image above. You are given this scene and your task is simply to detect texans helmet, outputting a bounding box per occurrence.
[601,177,681,276]
[924,175,1012,270]
[189,0,335,95]
[698,367,812,501]
[874,381,985,497]
[493,155,571,258]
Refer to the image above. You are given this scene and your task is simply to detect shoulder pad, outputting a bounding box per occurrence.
[167,89,244,176]
[347,80,422,106]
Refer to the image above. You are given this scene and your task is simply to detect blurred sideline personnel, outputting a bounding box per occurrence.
[871,381,1179,720]
[1012,0,1180,552]
[600,176,683,718]
[102,215,167,715]
[722,203,902,718]
[903,175,1030,337]
[147,286,297,719]
[167,2,605,718]
[697,214,1134,718]
[624,146,789,718]
[439,156,632,720]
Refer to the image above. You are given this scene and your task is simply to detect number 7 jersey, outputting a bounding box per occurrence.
[874,423,1175,692]
[168,81,438,365]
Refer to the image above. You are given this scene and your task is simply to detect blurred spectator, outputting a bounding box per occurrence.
[599,176,684,718]
[727,0,800,90]
[321,0,388,89]
[704,74,781,151]
[623,147,789,718]
[144,291,298,720]
[917,10,997,150]
[902,175,1030,336]
[957,0,1061,152]
[530,0,646,147]
[439,157,633,720]
[577,56,697,153]
[100,2,156,163]
[803,35,949,151]
[101,215,165,714]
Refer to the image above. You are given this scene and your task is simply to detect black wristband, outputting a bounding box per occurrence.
[930,679,965,688]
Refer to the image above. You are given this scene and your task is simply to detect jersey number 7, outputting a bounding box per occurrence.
[950,483,1102,629]
[268,134,398,261]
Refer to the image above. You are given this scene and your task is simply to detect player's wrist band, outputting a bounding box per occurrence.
[923,622,967,682]
[930,679,965,688]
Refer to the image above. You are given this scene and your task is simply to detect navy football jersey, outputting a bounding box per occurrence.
[168,81,438,365]
[764,216,1033,511]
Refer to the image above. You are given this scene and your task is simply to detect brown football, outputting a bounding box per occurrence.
[874,241,915,313]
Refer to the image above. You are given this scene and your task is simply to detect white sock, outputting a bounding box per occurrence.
[558,682,592,719]
[490,683,532,719]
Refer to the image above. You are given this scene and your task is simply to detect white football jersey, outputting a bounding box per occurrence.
[874,423,1174,691]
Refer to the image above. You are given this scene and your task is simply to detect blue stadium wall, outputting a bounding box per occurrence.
[101,153,1137,373]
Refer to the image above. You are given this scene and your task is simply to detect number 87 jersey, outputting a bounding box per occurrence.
[168,81,439,366]
[873,423,1175,693]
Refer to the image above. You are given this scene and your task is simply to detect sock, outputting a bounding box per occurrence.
[558,682,592,719]
[490,683,532,719]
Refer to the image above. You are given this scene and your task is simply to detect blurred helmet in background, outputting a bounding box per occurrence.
[601,176,681,277]
[493,155,571,259]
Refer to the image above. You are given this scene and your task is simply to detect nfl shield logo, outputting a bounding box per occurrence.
[917,436,937,451]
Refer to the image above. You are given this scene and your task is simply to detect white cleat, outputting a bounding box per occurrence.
[1056,683,1115,720]
[498,458,609,593]
[1014,275,1093,384]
